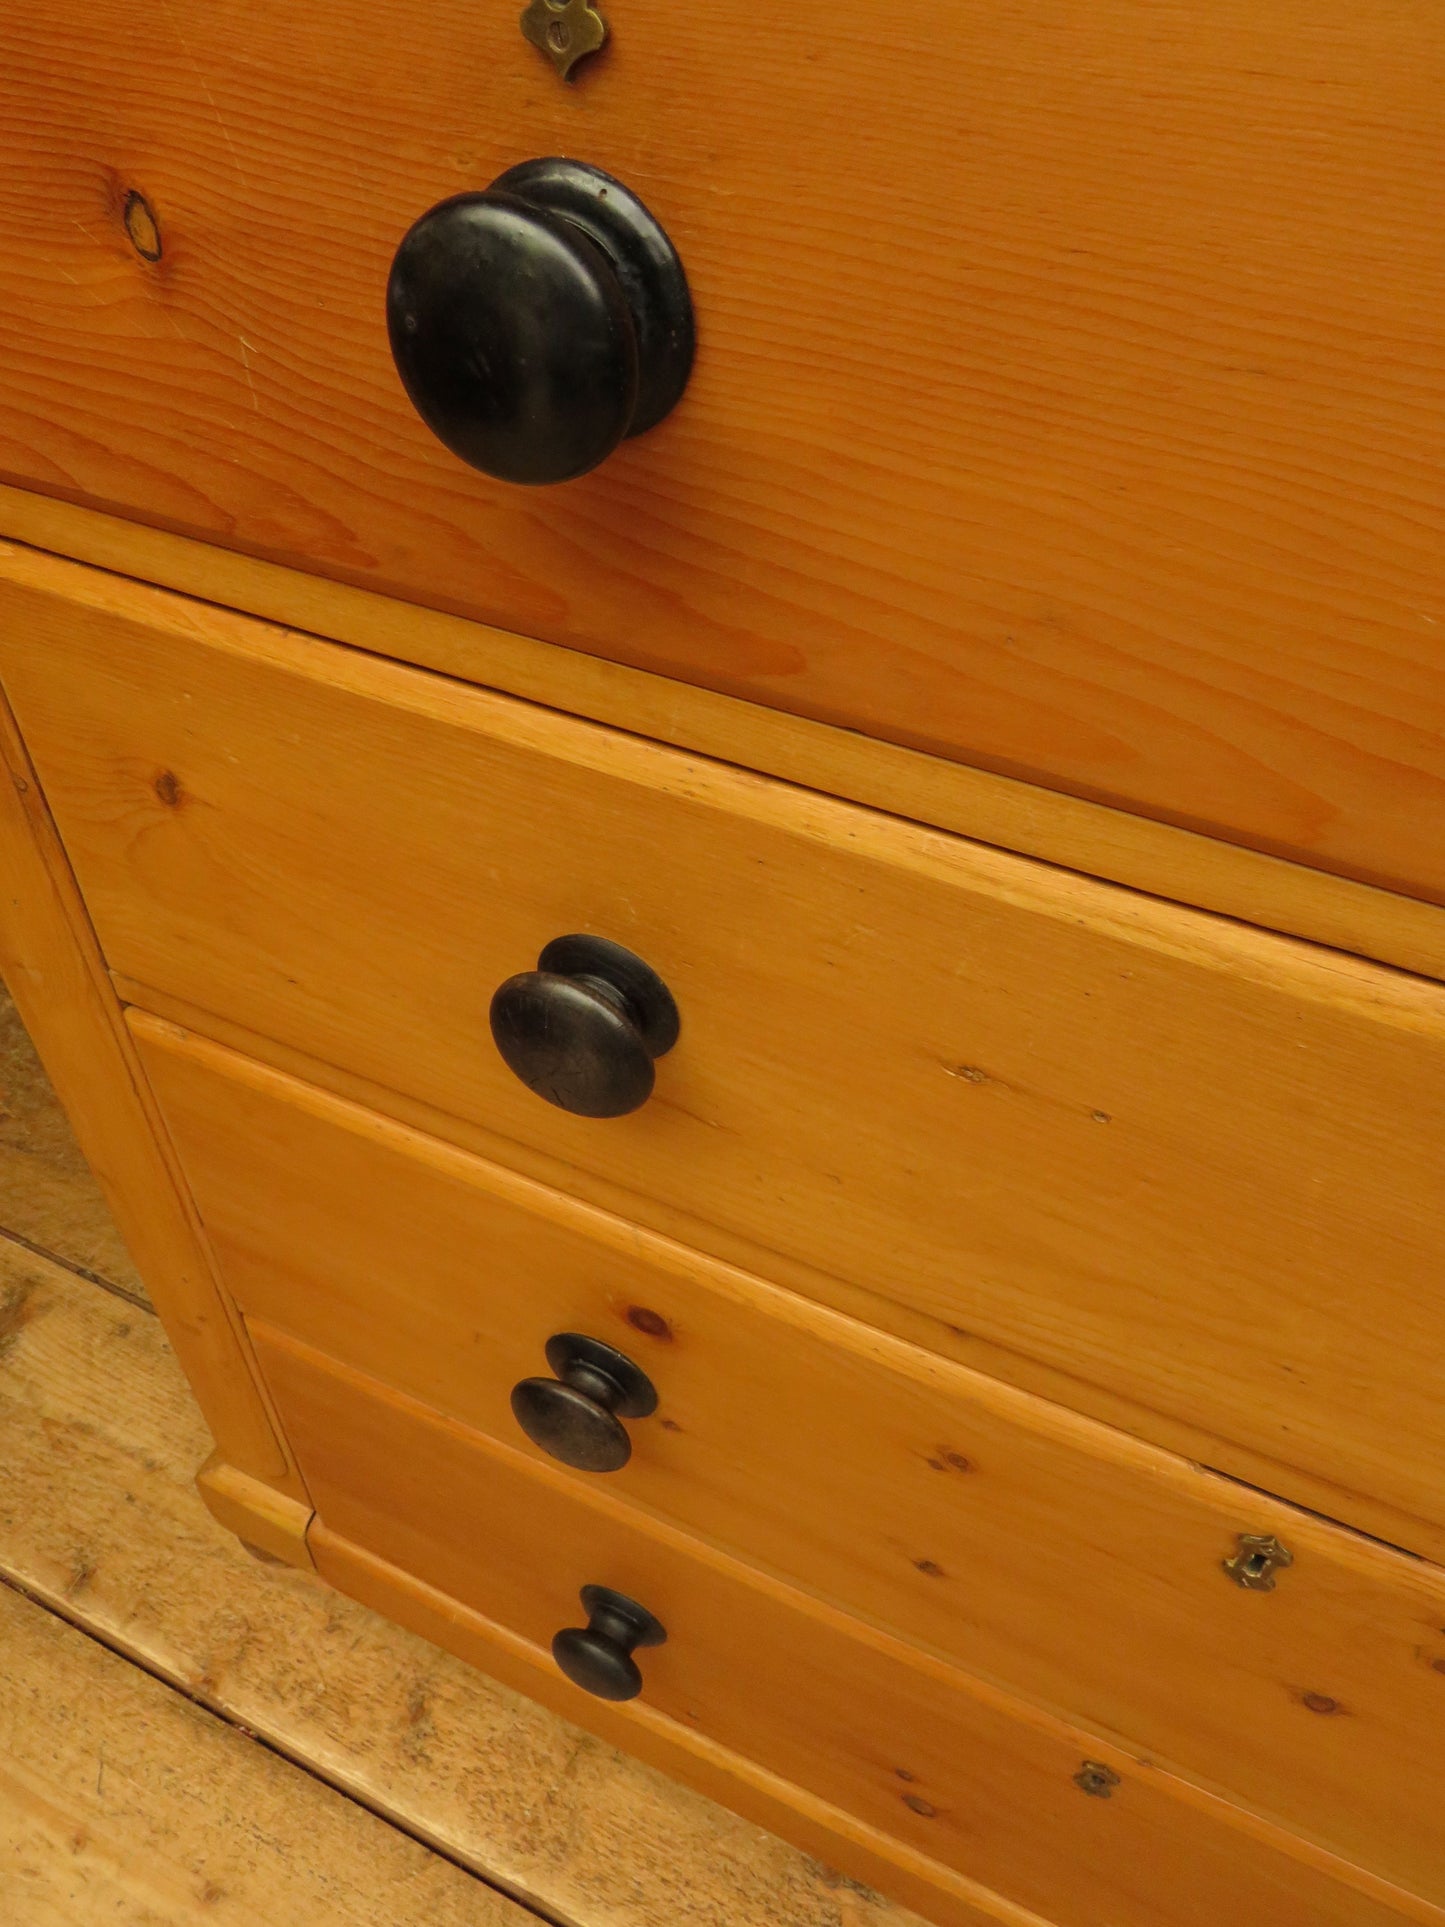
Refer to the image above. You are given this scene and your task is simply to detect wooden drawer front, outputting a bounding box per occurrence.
[5,4,1445,898]
[8,584,1445,1545]
[138,1015,1445,1904]
[254,1326,1435,1927]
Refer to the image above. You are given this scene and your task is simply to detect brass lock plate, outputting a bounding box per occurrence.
[1223,1532,1293,1591]
[520,0,609,81]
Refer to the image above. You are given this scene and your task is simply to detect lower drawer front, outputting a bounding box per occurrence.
[253,1325,1429,1927]
[139,1014,1445,1906]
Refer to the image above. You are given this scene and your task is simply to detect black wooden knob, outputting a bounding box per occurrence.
[387,157,694,486]
[489,934,679,1118]
[552,1585,667,1702]
[511,1333,659,1472]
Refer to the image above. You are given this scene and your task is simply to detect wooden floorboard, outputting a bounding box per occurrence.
[0,988,146,1304]
[0,1229,921,1927]
[0,1576,538,1926]
[0,980,921,1924]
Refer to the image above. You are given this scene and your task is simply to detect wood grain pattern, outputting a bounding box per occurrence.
[136,1014,1445,1904]
[0,975,145,1299]
[314,1531,1045,1927]
[259,1326,1445,1927]
[8,590,1445,1545]
[0,665,299,1492]
[124,972,1445,1569]
[0,1583,535,1927]
[196,1452,315,1569]
[4,516,1445,989]
[0,1,1442,896]
[0,1240,928,1927]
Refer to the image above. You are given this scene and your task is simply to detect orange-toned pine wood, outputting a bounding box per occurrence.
[124,965,1445,1568]
[137,1013,1445,1904]
[0,661,302,1494]
[311,1530,1042,1927]
[7,574,1445,1549]
[257,1327,1443,1927]
[195,1453,315,1569]
[5,509,1445,991]
[1,2,1442,898]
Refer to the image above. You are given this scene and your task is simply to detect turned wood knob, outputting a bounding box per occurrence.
[387,158,694,485]
[511,1333,659,1472]
[552,1585,667,1701]
[489,934,679,1118]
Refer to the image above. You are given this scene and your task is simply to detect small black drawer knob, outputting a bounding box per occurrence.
[511,1333,658,1472]
[552,1585,667,1702]
[489,934,679,1119]
[387,157,694,486]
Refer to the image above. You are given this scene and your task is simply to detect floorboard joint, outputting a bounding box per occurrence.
[0,1562,572,1927]
[0,1220,152,1311]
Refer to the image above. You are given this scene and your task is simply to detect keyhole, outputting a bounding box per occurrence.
[1223,1531,1292,1590]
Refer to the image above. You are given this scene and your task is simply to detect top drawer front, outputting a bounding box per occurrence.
[4,2,1445,897]
[5,570,1445,1544]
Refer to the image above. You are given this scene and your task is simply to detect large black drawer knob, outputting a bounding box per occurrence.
[386,157,694,485]
[511,1332,658,1472]
[489,933,679,1118]
[553,1584,667,1701]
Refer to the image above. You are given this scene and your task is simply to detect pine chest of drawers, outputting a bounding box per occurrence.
[1,5,1443,1923]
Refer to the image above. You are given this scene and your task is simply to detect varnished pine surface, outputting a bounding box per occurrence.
[1,3,1443,896]
[260,1326,1445,1927]
[7,586,1445,1547]
[0,1222,921,1927]
[121,968,1445,1567]
[314,1529,1044,1927]
[0,658,300,1494]
[4,515,1445,989]
[137,1014,1445,1904]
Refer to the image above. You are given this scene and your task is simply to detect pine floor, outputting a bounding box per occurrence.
[0,986,920,1927]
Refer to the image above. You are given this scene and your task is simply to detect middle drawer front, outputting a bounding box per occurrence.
[137,1015,1445,1904]
[8,587,1445,1540]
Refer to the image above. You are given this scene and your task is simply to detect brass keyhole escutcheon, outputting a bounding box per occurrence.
[521,0,608,80]
[1223,1532,1293,1592]
[1074,1761,1120,1798]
